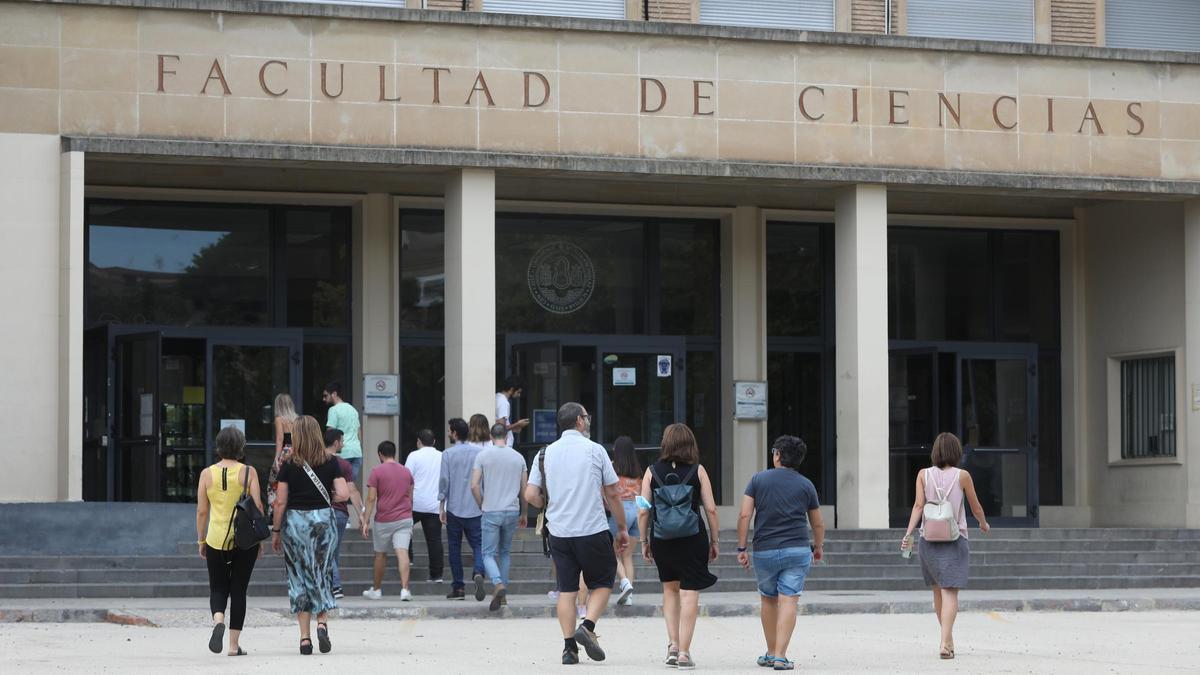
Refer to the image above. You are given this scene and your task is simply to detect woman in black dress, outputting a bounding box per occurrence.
[637,423,719,670]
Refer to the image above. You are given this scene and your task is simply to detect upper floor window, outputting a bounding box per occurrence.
[700,0,835,30]
[482,0,626,19]
[1106,0,1200,52]
[906,0,1035,42]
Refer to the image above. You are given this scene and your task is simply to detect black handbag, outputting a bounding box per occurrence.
[233,466,271,550]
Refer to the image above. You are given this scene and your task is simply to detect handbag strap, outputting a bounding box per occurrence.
[301,461,333,508]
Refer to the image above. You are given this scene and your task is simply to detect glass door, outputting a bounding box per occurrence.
[510,340,562,452]
[598,338,685,467]
[888,348,940,524]
[114,331,161,502]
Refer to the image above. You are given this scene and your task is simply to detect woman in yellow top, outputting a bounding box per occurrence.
[196,426,264,656]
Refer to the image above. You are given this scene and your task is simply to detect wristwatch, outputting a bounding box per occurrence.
[271,527,281,533]
[736,546,748,553]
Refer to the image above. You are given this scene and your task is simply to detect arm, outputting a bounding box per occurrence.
[362,486,378,537]
[809,506,826,561]
[697,466,720,561]
[470,468,484,509]
[347,481,365,515]
[736,495,754,569]
[271,481,289,554]
[195,470,210,559]
[247,468,264,514]
[438,453,450,524]
[518,470,528,528]
[604,480,629,555]
[332,476,349,504]
[273,418,284,462]
[902,469,927,549]
[637,468,653,561]
[523,482,544,509]
[960,470,991,533]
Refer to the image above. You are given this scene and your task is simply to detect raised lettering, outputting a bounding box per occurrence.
[423,67,451,104]
[641,78,666,114]
[1126,101,1145,136]
[799,85,825,121]
[1077,101,1104,135]
[258,60,288,97]
[201,58,231,96]
[379,65,401,102]
[888,90,909,126]
[465,71,495,106]
[992,95,1017,130]
[320,63,344,99]
[524,71,550,108]
[693,80,714,116]
[156,54,179,93]
[938,92,961,128]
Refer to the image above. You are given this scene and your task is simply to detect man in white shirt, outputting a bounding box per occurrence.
[495,377,530,448]
[404,429,444,583]
[526,402,630,666]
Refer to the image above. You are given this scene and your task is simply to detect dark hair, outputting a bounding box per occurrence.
[215,426,245,460]
[448,418,468,442]
[772,435,807,470]
[660,423,699,465]
[417,429,436,448]
[502,376,523,393]
[491,423,508,440]
[611,436,641,479]
[325,381,343,398]
[468,414,490,443]
[323,427,344,448]
[378,440,398,459]
[931,432,964,468]
[557,402,585,433]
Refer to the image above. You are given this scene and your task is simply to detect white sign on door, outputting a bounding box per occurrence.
[363,374,400,416]
[734,381,768,420]
[613,367,637,387]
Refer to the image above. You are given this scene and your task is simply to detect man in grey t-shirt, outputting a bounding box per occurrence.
[471,423,528,611]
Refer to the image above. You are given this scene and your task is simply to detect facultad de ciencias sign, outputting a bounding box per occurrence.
[156,54,1155,137]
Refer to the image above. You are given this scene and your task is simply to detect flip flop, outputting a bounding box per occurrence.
[208,623,225,654]
[228,647,246,656]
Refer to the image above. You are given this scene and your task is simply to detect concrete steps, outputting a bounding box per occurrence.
[2,528,1197,599]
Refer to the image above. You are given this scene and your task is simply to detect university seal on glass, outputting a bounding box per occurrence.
[527,242,595,314]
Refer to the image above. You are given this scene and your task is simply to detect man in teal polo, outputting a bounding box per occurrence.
[323,381,363,482]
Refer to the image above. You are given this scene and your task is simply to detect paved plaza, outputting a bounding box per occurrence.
[3,610,1195,673]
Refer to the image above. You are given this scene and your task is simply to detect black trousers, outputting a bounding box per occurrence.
[407,510,444,580]
[205,544,259,630]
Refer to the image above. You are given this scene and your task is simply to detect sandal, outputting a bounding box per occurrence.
[940,649,955,660]
[299,638,313,655]
[665,643,679,666]
[208,623,225,654]
[228,647,246,656]
[317,622,331,654]
[773,659,795,671]
[677,652,696,670]
[757,654,778,667]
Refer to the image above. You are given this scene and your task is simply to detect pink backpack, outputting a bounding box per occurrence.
[920,468,961,542]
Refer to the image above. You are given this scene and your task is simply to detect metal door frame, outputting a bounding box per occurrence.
[113,330,162,501]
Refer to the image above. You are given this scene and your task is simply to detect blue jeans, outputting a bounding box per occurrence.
[481,510,520,587]
[330,508,349,588]
[445,512,484,590]
[752,547,813,598]
[343,457,362,483]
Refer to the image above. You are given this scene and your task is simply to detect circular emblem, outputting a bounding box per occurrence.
[527,242,595,314]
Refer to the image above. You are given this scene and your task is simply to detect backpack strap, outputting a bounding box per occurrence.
[679,464,699,488]
[648,463,665,488]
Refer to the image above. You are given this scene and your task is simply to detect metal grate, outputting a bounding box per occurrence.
[1120,355,1176,459]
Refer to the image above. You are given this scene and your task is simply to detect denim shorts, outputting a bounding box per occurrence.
[752,547,813,598]
[607,501,640,539]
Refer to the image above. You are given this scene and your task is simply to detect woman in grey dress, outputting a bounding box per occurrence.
[900,433,990,660]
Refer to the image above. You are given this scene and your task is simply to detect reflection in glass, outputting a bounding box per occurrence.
[687,350,721,503]
[962,451,1029,518]
[304,342,349,429]
[888,353,935,448]
[766,224,823,337]
[400,346,445,457]
[601,352,673,448]
[767,351,824,499]
[660,222,719,336]
[400,212,446,332]
[998,232,1059,346]
[213,345,290,502]
[889,229,990,341]
[286,209,350,329]
[961,359,1028,449]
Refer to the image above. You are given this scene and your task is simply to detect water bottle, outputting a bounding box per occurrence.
[901,534,914,559]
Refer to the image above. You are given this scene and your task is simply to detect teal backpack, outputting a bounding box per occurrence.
[650,464,700,540]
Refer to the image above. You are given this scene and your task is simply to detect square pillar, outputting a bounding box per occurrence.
[59,150,84,501]
[720,206,767,506]
[1185,200,1200,527]
[444,169,496,421]
[835,184,889,528]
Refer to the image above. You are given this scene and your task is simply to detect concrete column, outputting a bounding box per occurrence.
[834,184,889,529]
[1184,200,1200,527]
[444,169,496,422]
[720,206,767,508]
[59,150,84,501]
[355,193,401,495]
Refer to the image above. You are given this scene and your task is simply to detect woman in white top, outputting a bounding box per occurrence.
[900,432,990,660]
[268,393,298,514]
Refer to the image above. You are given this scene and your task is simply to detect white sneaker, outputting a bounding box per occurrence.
[617,578,633,605]
[362,587,382,600]
[400,588,413,602]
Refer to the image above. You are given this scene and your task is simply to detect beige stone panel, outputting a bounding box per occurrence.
[717,42,793,83]
[817,85,874,126]
[1090,136,1161,178]
[312,19,395,63]
[226,97,310,143]
[794,122,872,165]
[796,46,871,87]
[944,55,1020,94]
[640,115,717,160]
[1016,94,1080,134]
[1089,61,1162,102]
[1017,132,1091,174]
[559,113,639,156]
[639,37,717,80]
[213,14,310,59]
[720,80,793,122]
[138,93,224,138]
[1017,58,1089,98]
[557,33,636,75]
[870,51,945,92]
[138,9,226,55]
[310,61,386,104]
[62,7,137,50]
[1160,102,1200,141]
[139,53,237,97]
[950,92,1008,132]
[0,3,59,47]
[0,46,58,89]
[1162,140,1200,180]
[944,130,1020,172]
[476,28,557,72]
[60,48,138,93]
[1088,99,1161,138]
[467,68,558,111]
[225,57,311,100]
[0,88,58,133]
[718,120,793,163]
[870,126,945,168]
[871,87,941,130]
[560,73,637,115]
[635,77,710,118]
[395,104,478,149]
[312,100,395,146]
[396,65,487,107]
[478,108,558,153]
[60,90,137,135]
[1163,64,1200,104]
[396,24,479,69]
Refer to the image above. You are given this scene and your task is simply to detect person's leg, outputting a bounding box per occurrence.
[445,513,465,590]
[297,611,311,642]
[226,545,259,654]
[557,591,579,638]
[939,588,959,653]
[373,552,387,590]
[773,596,800,660]
[205,546,230,626]
[759,596,779,656]
[465,515,485,577]
[932,586,944,627]
[395,519,413,590]
[480,512,503,587]
[582,532,616,622]
[424,512,445,580]
[498,511,518,586]
[662,581,681,649]
[396,549,411,590]
[678,589,701,655]
[331,509,348,590]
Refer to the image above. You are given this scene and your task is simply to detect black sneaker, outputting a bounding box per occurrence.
[489,588,507,612]
[446,588,465,600]
[473,573,486,601]
[562,647,580,665]
[332,586,344,600]
[573,625,605,662]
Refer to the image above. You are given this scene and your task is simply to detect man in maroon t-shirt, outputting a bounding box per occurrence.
[362,440,415,601]
[324,428,364,599]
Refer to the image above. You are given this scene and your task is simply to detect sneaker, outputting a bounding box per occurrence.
[616,578,633,605]
[677,652,695,670]
[489,588,507,612]
[332,586,345,599]
[446,588,465,600]
[665,644,679,667]
[473,573,486,601]
[432,578,445,584]
[400,588,413,602]
[362,587,382,600]
[573,625,605,662]
[562,647,580,665]
[548,590,560,601]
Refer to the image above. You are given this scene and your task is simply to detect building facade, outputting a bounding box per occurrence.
[3,0,1199,529]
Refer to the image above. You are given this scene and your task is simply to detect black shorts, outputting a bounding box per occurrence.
[549,531,617,592]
